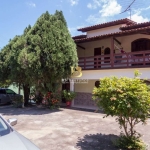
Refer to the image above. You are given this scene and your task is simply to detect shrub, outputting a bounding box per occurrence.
[114,134,147,150]
[92,71,150,149]
[42,92,60,109]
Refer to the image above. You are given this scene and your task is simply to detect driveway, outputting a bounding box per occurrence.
[0,106,150,150]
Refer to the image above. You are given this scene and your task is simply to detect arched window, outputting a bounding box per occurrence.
[131,38,150,66]
[104,47,110,63]
[95,81,100,88]
[131,38,150,52]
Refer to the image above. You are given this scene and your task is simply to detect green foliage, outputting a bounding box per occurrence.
[92,72,150,149]
[93,76,150,120]
[18,10,78,92]
[134,69,142,78]
[0,80,11,88]
[42,92,61,109]
[0,10,78,104]
[62,90,76,101]
[114,135,147,150]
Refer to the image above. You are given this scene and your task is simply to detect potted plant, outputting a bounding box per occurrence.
[62,90,76,107]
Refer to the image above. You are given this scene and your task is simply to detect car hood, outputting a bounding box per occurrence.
[0,131,40,150]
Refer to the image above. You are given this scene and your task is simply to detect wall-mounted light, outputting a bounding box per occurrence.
[101,50,104,54]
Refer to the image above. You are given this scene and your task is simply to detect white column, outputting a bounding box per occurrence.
[70,79,75,107]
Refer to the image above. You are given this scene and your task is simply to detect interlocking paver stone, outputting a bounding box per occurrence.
[0,105,150,150]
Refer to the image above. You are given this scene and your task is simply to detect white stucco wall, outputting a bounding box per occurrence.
[87,24,125,38]
[77,34,150,58]
[117,34,150,53]
[74,79,97,93]
[77,38,111,57]
[72,68,150,80]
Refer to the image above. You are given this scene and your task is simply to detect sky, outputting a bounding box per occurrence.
[1,0,150,49]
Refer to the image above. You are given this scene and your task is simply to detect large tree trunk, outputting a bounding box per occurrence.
[23,84,30,106]
[18,83,21,94]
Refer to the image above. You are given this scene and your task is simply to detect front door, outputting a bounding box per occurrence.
[94,47,101,68]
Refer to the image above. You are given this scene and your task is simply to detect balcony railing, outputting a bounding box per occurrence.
[79,50,150,70]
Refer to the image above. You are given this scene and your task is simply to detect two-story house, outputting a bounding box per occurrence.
[65,18,150,110]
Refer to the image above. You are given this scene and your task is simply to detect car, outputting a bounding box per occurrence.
[0,114,40,150]
[0,88,22,105]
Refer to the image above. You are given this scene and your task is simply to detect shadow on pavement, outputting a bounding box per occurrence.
[0,103,12,107]
[0,105,63,116]
[76,133,120,150]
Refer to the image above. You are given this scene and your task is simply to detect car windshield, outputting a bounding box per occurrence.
[0,116,12,136]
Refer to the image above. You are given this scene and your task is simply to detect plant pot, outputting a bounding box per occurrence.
[66,101,71,107]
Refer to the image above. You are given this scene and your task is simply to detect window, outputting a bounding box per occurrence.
[5,89,16,94]
[132,38,150,52]
[131,38,150,66]
[95,81,100,88]
[0,116,12,136]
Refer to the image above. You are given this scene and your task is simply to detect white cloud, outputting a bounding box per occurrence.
[86,0,121,24]
[86,0,150,26]
[87,3,93,9]
[87,0,102,9]
[131,14,149,23]
[137,5,150,12]
[99,0,122,17]
[129,6,150,23]
[69,0,79,6]
[86,14,108,24]
[130,12,149,23]
[26,2,36,7]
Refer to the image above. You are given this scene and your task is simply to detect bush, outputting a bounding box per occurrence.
[92,71,150,149]
[114,134,147,150]
[42,92,61,109]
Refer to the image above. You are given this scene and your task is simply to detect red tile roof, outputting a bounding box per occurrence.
[72,35,87,40]
[120,21,150,30]
[77,18,136,32]
[75,26,150,43]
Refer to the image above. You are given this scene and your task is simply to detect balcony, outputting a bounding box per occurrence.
[79,50,150,70]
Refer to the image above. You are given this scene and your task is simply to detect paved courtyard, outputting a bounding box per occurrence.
[0,105,150,150]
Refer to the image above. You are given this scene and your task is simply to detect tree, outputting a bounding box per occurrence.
[0,26,32,106]
[18,11,78,93]
[92,71,150,149]
[0,10,77,106]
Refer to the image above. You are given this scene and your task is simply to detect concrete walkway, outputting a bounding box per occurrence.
[0,106,150,150]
